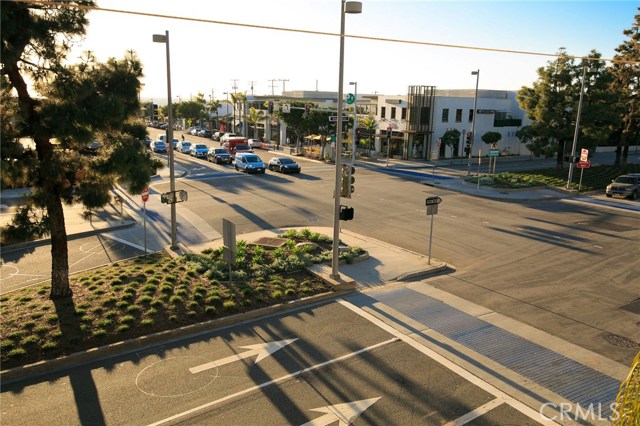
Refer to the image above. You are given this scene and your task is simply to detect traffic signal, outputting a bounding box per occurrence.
[464,145,471,155]
[304,104,311,117]
[339,205,354,221]
[466,131,472,145]
[340,165,355,198]
[268,101,274,114]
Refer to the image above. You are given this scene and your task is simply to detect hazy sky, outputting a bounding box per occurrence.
[68,1,638,101]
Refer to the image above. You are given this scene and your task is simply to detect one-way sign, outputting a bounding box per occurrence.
[425,196,442,206]
[329,115,350,122]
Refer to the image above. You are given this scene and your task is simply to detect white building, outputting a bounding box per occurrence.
[243,87,531,160]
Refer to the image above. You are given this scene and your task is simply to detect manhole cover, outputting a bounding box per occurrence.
[602,333,639,348]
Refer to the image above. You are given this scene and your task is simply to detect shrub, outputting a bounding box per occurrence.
[22,321,36,330]
[116,300,130,309]
[46,314,59,324]
[169,295,184,306]
[117,325,130,333]
[141,318,155,327]
[204,306,216,316]
[186,301,200,311]
[150,299,164,308]
[93,329,107,338]
[20,335,39,346]
[96,319,113,328]
[223,300,237,312]
[104,310,118,319]
[33,325,49,335]
[120,315,136,325]
[138,295,153,305]
[42,341,58,351]
[6,348,26,358]
[145,308,158,316]
[127,305,142,315]
[1,340,15,351]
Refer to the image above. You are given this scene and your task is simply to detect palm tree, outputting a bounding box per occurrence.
[230,92,247,135]
[208,99,220,129]
[361,115,379,155]
[247,107,266,138]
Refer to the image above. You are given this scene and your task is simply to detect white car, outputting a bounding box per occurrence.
[220,133,238,143]
[247,138,262,149]
[177,141,192,153]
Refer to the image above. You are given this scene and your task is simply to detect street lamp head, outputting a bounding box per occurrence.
[345,1,362,14]
[349,81,356,85]
[471,70,479,76]
[152,34,167,43]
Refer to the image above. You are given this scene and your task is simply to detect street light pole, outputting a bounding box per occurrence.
[331,0,361,280]
[468,69,479,176]
[153,31,178,250]
[567,64,589,190]
[349,81,357,163]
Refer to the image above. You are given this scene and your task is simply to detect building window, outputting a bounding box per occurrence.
[455,109,462,122]
[469,109,474,122]
[401,108,407,120]
[381,106,386,119]
[441,108,449,122]
[391,107,396,119]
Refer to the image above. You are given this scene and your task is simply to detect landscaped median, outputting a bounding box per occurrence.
[465,164,640,191]
[0,228,366,372]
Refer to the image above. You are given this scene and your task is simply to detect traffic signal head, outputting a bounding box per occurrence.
[339,205,354,221]
[304,104,311,117]
[466,132,472,145]
[268,101,274,114]
[340,165,355,198]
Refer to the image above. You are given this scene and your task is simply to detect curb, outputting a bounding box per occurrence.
[0,288,353,385]
[0,221,137,252]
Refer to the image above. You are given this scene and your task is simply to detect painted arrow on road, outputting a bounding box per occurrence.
[189,338,298,374]
[300,397,381,426]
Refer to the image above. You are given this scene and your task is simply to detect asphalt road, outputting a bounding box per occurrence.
[1,299,548,426]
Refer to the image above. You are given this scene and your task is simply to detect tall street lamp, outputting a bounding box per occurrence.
[331,0,362,280]
[153,31,178,250]
[223,92,229,132]
[349,81,358,163]
[566,64,594,190]
[468,69,479,176]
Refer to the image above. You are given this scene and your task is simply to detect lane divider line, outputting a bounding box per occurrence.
[146,337,399,426]
[442,398,504,426]
[337,299,561,426]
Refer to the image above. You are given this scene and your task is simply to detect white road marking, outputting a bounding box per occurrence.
[101,233,148,252]
[146,338,398,426]
[301,397,381,426]
[442,398,504,426]
[189,338,299,374]
[337,299,561,426]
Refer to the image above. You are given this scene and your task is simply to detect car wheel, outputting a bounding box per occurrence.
[631,190,638,200]
[235,165,239,171]
[606,194,613,198]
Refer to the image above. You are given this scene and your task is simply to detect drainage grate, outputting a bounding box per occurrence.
[602,333,639,348]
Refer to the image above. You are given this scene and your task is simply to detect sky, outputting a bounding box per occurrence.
[67,0,638,102]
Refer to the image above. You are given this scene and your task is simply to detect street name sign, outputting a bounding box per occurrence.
[488,149,500,157]
[329,115,350,122]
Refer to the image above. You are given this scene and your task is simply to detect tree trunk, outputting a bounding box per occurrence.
[556,139,566,169]
[47,191,71,299]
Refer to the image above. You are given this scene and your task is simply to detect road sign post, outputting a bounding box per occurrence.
[425,196,443,265]
[141,187,149,256]
[577,159,590,192]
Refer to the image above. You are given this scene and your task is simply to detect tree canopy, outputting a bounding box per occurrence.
[1,1,160,298]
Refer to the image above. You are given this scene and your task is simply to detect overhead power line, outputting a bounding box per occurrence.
[16,0,639,66]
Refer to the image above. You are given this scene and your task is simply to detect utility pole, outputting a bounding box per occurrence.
[278,78,289,95]
[267,79,278,96]
[231,79,239,94]
[248,81,257,96]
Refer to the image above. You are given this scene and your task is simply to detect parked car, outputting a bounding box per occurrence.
[247,138,262,149]
[158,135,166,143]
[190,143,209,158]
[220,133,239,143]
[190,126,203,136]
[606,173,640,200]
[198,129,212,138]
[268,157,301,174]
[151,140,167,153]
[234,153,265,174]
[208,147,233,164]
[144,136,152,149]
[213,131,225,141]
[177,141,192,154]
[171,138,179,150]
[231,144,253,157]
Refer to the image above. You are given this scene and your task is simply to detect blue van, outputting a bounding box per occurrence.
[234,153,266,174]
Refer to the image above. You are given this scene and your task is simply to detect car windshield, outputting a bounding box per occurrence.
[279,158,294,164]
[246,156,261,163]
[214,149,227,154]
[195,144,207,149]
[182,142,191,147]
[235,145,251,150]
[615,177,636,184]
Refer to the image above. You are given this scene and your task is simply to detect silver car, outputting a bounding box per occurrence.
[606,173,640,200]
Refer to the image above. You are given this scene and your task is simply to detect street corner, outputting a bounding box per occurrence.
[395,260,452,282]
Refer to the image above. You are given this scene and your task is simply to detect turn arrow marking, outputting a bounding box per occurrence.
[189,338,298,374]
[300,397,381,426]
